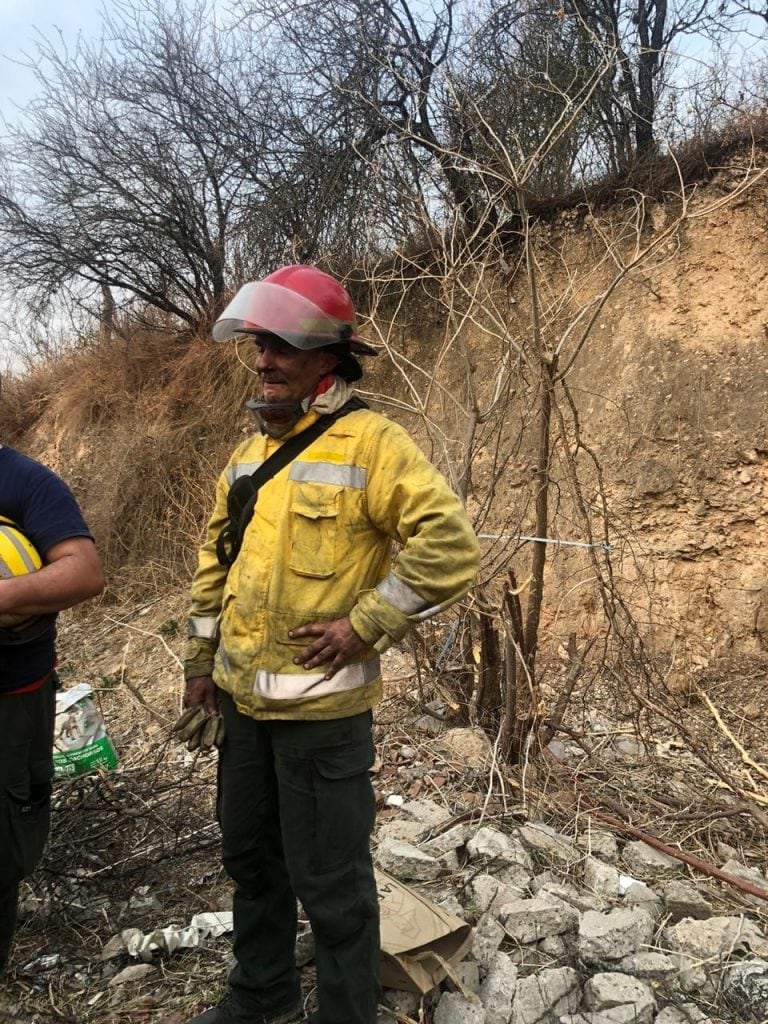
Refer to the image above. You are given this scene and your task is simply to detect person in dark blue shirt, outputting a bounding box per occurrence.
[0,444,104,971]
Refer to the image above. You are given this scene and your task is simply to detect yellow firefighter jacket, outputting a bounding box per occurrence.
[185,382,480,720]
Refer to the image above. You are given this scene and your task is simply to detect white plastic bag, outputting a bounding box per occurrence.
[53,683,118,777]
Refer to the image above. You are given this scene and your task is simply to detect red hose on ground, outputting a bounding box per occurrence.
[543,746,768,902]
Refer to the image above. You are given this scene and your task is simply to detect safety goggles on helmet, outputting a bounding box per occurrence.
[213,280,377,356]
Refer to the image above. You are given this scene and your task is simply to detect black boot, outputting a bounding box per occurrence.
[187,991,302,1024]
[0,884,19,972]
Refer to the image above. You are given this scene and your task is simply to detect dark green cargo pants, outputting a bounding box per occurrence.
[0,673,56,969]
[217,691,381,1024]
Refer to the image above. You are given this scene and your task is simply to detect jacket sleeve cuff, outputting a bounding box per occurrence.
[184,637,218,681]
[350,590,413,653]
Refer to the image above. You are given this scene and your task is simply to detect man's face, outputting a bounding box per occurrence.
[254,336,337,407]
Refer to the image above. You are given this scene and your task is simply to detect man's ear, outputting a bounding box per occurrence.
[318,349,339,375]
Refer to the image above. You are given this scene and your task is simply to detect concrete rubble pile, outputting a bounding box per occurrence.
[373,796,768,1024]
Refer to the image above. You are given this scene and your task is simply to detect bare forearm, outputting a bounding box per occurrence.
[0,539,104,616]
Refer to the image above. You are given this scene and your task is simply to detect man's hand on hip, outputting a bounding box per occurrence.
[289,616,368,679]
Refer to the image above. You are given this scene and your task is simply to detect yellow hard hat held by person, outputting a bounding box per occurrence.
[0,516,53,644]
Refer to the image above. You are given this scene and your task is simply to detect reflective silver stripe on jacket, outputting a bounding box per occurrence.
[376,572,441,621]
[188,615,219,640]
[289,461,367,488]
[251,656,380,699]
[226,461,264,486]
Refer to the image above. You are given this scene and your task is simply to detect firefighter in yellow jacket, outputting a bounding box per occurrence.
[181,265,479,1024]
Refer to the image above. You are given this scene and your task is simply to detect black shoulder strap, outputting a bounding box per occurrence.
[215,395,367,567]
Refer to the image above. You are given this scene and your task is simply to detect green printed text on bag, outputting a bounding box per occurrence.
[53,684,119,778]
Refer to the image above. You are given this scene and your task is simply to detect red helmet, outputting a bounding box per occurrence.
[213,265,377,355]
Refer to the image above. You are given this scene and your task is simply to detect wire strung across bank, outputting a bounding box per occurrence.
[477,533,613,551]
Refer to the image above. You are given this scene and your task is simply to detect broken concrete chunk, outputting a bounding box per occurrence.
[570,1012,649,1024]
[622,880,663,920]
[583,972,656,1024]
[663,915,768,994]
[453,960,481,993]
[617,951,678,979]
[659,879,713,921]
[722,958,768,1020]
[377,819,427,845]
[576,831,619,863]
[108,963,156,987]
[529,870,558,893]
[577,908,655,965]
[478,951,517,1024]
[374,837,442,881]
[413,715,444,736]
[611,735,649,758]
[381,988,421,1018]
[582,857,621,902]
[433,991,485,1024]
[654,1005,710,1024]
[534,881,600,915]
[518,822,578,868]
[621,841,683,881]
[421,823,471,856]
[720,858,768,897]
[471,912,506,966]
[125,892,163,916]
[511,966,581,1024]
[437,849,461,873]
[538,934,569,960]
[399,798,453,828]
[498,896,579,944]
[100,932,130,961]
[467,827,534,872]
[469,873,526,916]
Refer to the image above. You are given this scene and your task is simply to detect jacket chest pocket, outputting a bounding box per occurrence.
[289,485,341,578]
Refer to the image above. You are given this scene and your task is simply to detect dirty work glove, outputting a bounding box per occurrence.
[172,704,225,752]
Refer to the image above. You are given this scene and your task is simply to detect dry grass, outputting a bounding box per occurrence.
[2,332,265,599]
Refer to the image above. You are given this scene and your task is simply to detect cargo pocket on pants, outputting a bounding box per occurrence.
[1,782,52,887]
[312,737,375,874]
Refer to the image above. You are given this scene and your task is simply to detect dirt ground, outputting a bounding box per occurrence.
[1,593,767,1024]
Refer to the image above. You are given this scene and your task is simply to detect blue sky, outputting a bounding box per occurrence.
[0,0,105,124]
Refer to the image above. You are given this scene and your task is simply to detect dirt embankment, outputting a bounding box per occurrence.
[540,174,768,671]
[8,154,768,680]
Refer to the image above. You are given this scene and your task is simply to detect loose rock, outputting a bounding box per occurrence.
[511,966,581,1024]
[583,972,656,1024]
[621,841,683,881]
[433,991,485,1024]
[374,837,442,880]
[479,951,517,1024]
[722,958,768,1020]
[498,896,579,944]
[577,908,655,965]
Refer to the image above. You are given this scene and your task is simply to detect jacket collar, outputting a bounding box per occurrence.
[260,376,356,439]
